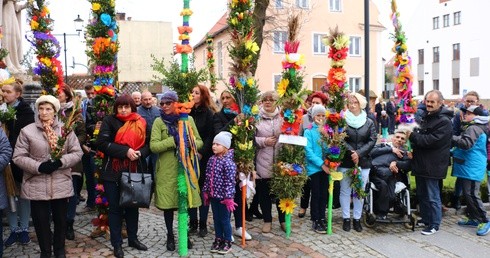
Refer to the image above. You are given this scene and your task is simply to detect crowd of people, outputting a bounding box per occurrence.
[1,78,490,257]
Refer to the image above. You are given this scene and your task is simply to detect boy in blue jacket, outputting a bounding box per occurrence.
[202,131,237,254]
[452,105,490,236]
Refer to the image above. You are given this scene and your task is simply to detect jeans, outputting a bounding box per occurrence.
[461,179,488,223]
[415,176,442,229]
[6,195,30,232]
[339,167,370,219]
[310,171,328,221]
[31,198,69,257]
[255,178,285,223]
[104,180,140,247]
[0,209,3,257]
[211,198,232,241]
[82,152,96,207]
[67,175,82,221]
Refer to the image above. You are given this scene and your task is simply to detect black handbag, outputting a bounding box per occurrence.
[119,161,153,208]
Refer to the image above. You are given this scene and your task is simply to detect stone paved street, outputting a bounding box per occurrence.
[3,198,490,257]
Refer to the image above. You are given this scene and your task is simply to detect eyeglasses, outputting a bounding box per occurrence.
[160,101,174,106]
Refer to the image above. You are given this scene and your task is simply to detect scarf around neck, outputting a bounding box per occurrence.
[113,112,146,172]
[42,119,58,153]
[345,110,367,129]
[160,111,180,143]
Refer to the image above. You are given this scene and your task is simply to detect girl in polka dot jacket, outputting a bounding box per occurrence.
[202,131,237,254]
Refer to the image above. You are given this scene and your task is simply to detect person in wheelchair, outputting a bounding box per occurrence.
[369,130,412,220]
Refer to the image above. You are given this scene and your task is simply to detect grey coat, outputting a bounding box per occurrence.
[0,128,12,209]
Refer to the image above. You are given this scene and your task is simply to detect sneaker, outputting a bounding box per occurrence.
[4,232,18,247]
[353,219,363,232]
[313,220,326,234]
[457,218,479,227]
[477,222,490,236]
[210,238,222,253]
[234,227,252,240]
[218,240,232,254]
[18,231,31,245]
[421,226,438,235]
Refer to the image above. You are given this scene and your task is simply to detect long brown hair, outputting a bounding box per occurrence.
[195,85,218,112]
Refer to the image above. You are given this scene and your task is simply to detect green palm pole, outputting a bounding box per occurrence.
[327,172,343,234]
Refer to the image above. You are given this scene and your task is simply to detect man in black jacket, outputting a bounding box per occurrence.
[407,90,453,235]
[370,130,411,219]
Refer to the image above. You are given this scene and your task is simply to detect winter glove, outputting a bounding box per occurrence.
[220,198,238,212]
[203,192,210,206]
[38,160,62,174]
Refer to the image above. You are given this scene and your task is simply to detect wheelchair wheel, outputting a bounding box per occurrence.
[364,213,376,228]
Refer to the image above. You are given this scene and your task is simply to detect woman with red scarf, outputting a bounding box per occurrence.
[95,94,150,258]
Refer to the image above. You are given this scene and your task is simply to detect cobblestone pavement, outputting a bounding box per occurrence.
[3,199,490,258]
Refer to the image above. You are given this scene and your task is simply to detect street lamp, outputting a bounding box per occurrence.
[53,15,85,82]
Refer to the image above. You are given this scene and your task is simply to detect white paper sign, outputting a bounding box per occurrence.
[278,134,307,146]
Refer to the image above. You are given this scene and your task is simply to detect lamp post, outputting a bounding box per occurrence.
[53,15,84,83]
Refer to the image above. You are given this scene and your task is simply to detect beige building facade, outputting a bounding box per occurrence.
[194,0,385,97]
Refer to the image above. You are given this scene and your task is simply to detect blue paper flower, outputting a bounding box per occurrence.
[100,13,112,27]
[292,164,303,174]
[242,104,251,115]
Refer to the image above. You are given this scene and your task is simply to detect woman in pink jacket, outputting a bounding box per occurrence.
[13,95,83,258]
[254,91,285,233]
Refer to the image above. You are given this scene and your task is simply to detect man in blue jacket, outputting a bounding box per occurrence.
[452,105,490,236]
[407,90,453,235]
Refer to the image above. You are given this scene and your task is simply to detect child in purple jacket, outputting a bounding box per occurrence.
[202,131,237,254]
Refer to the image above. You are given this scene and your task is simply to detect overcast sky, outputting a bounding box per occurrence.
[23,0,421,75]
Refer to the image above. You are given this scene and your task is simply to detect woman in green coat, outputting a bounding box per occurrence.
[150,90,203,251]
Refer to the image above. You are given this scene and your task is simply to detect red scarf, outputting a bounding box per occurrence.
[112,112,146,172]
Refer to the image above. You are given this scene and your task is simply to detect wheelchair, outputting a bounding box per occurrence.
[362,171,415,231]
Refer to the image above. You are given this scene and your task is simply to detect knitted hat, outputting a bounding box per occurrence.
[352,93,367,109]
[35,95,60,112]
[311,104,326,117]
[160,90,178,102]
[214,131,232,149]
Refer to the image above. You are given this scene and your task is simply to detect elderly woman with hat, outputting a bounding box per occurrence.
[150,90,203,251]
[12,95,83,258]
[338,93,377,233]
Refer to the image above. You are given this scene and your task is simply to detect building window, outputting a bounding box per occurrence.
[443,14,450,27]
[349,36,361,56]
[452,78,460,95]
[273,74,282,89]
[330,0,342,12]
[418,80,424,96]
[453,43,460,61]
[217,41,223,79]
[313,33,327,54]
[348,77,361,93]
[296,0,308,9]
[433,46,439,63]
[273,31,287,53]
[418,49,424,64]
[433,17,439,29]
[433,79,439,90]
[454,11,461,25]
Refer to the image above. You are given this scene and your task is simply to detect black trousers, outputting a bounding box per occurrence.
[300,177,311,209]
[255,178,285,223]
[462,179,488,223]
[31,198,69,257]
[310,172,328,221]
[370,170,396,215]
[233,183,243,228]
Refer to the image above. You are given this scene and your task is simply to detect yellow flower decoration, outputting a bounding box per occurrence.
[236,80,243,90]
[247,77,255,87]
[251,105,259,115]
[40,57,52,67]
[179,34,190,40]
[230,126,239,135]
[30,20,39,30]
[333,35,350,49]
[278,198,296,215]
[277,78,289,97]
[180,9,193,16]
[92,3,101,11]
[110,0,116,7]
[230,17,238,26]
[238,141,253,150]
[245,40,260,54]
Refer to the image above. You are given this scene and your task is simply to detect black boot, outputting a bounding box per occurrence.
[66,220,75,240]
[342,219,351,232]
[353,219,363,232]
[198,220,208,237]
[113,245,124,258]
[189,219,198,234]
[166,234,175,251]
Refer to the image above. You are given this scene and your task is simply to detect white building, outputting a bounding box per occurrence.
[407,0,488,100]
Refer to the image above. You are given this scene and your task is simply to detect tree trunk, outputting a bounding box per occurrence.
[251,0,270,76]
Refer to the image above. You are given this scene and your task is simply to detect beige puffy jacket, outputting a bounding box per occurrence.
[13,118,83,200]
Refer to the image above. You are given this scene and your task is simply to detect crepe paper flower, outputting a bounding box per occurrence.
[247,77,255,87]
[332,35,350,49]
[30,20,39,30]
[95,184,104,192]
[100,13,112,27]
[282,53,304,70]
[238,141,253,151]
[329,146,341,155]
[285,41,300,54]
[242,104,251,115]
[292,164,303,174]
[180,9,193,16]
[92,3,101,11]
[179,34,190,40]
[328,47,348,61]
[178,26,193,34]
[230,125,239,135]
[229,76,236,87]
[175,44,193,54]
[279,198,296,215]
[251,105,259,115]
[328,67,346,85]
[245,40,259,54]
[277,78,289,97]
[327,113,341,125]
